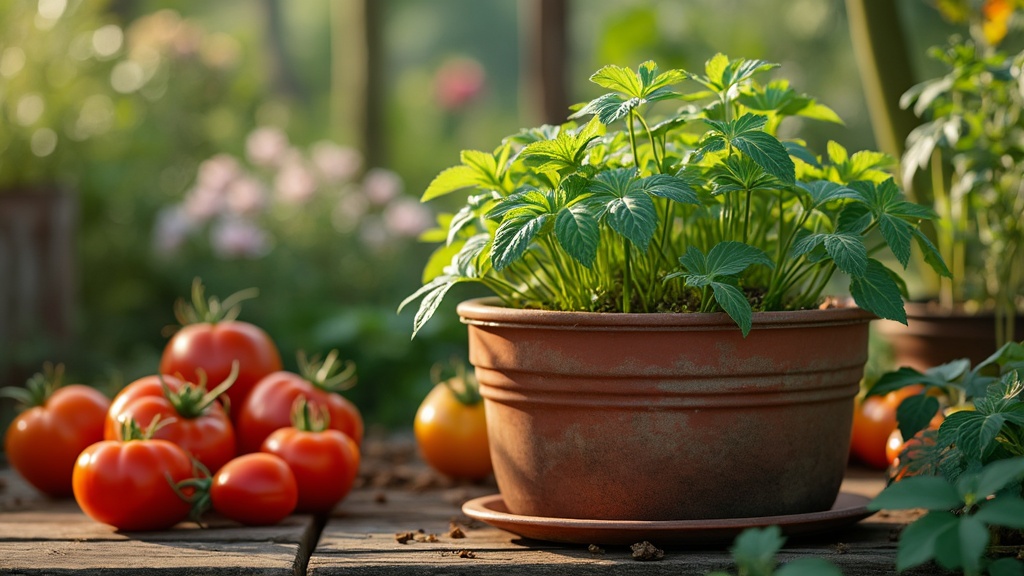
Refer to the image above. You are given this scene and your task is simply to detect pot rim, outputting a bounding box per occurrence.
[457,297,877,331]
[901,301,1024,320]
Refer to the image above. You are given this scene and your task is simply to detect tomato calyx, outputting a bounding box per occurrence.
[297,350,356,393]
[159,361,239,418]
[168,460,214,526]
[173,278,259,327]
[121,414,176,442]
[290,397,331,432]
[432,360,481,406]
[0,362,65,409]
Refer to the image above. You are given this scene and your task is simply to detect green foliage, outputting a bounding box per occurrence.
[706,526,843,576]
[869,457,1024,575]
[902,35,1024,346]
[404,56,946,337]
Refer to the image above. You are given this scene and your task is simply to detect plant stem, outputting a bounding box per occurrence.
[622,237,632,313]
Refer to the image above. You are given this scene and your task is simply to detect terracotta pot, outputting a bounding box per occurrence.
[874,303,1024,372]
[458,298,875,522]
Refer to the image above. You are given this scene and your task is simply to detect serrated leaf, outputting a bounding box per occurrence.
[869,476,963,511]
[879,215,914,268]
[707,241,775,277]
[554,205,599,268]
[823,233,867,276]
[827,141,849,165]
[798,180,856,209]
[421,242,462,284]
[913,228,952,278]
[791,233,825,258]
[894,511,959,571]
[729,525,783,573]
[850,259,907,323]
[785,141,821,167]
[713,281,754,336]
[491,214,549,271]
[837,203,873,235]
[732,130,796,183]
[678,245,708,276]
[954,412,1006,460]
[590,64,642,97]
[704,53,730,90]
[605,191,657,251]
[796,102,844,124]
[447,205,478,246]
[975,496,1024,529]
[422,165,486,202]
[897,394,941,440]
[640,174,700,205]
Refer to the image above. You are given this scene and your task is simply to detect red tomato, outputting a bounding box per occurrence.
[209,453,298,526]
[261,425,360,514]
[886,410,944,472]
[73,437,193,531]
[236,355,363,454]
[849,386,922,470]
[3,371,109,498]
[414,375,492,481]
[159,280,282,415]
[106,374,236,473]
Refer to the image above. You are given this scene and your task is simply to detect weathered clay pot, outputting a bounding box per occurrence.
[874,303,1024,372]
[458,298,875,522]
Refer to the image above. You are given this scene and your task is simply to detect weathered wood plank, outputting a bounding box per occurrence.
[0,468,321,575]
[308,470,945,576]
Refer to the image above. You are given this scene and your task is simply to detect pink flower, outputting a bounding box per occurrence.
[311,141,362,183]
[246,127,289,168]
[434,57,486,110]
[383,197,433,237]
[152,205,196,257]
[196,154,241,193]
[183,186,223,222]
[274,153,318,204]
[362,168,403,205]
[210,217,271,259]
[225,176,267,216]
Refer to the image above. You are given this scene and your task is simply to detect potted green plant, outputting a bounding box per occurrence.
[876,5,1024,369]
[402,55,948,522]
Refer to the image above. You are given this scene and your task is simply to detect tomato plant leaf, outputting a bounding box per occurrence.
[707,241,775,277]
[640,174,700,205]
[879,215,914,268]
[913,228,953,278]
[988,557,1024,576]
[897,394,940,440]
[491,213,550,271]
[970,457,1024,499]
[849,259,907,323]
[732,129,796,184]
[823,232,867,276]
[957,516,989,575]
[868,476,963,511]
[712,280,754,337]
[605,190,657,252]
[775,558,844,576]
[729,525,783,575]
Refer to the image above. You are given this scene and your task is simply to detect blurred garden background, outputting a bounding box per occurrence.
[0,0,1005,431]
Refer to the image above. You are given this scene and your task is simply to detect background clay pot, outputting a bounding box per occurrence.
[874,303,1024,372]
[458,298,875,522]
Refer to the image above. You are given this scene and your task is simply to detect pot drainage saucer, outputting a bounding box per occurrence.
[462,492,872,546]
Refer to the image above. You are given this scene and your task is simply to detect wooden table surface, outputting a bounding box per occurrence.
[0,437,936,576]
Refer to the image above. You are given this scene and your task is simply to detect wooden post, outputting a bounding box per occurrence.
[520,0,570,126]
[330,0,385,168]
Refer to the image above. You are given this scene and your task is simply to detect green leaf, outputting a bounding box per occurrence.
[713,280,754,336]
[894,511,959,572]
[785,141,821,167]
[954,412,1006,460]
[972,457,1024,498]
[974,496,1024,529]
[422,165,485,202]
[605,191,657,252]
[823,233,867,276]
[826,141,849,165]
[422,242,462,283]
[836,203,873,235]
[795,102,844,124]
[732,129,796,184]
[400,276,467,339]
[913,228,952,278]
[520,118,603,172]
[989,558,1024,576]
[897,394,940,440]
[957,516,990,575]
[703,53,731,90]
[868,475,963,511]
[879,215,914,268]
[775,558,843,576]
[849,259,907,324]
[706,241,775,277]
[867,366,930,396]
[798,180,856,209]
[677,246,708,276]
[590,64,643,97]
[491,214,549,271]
[729,526,783,575]
[640,174,700,205]
[554,205,599,268]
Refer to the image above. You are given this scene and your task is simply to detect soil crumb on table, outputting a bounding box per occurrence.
[631,541,664,561]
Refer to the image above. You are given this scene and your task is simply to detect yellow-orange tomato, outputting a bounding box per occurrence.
[414,380,491,481]
[850,385,923,470]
